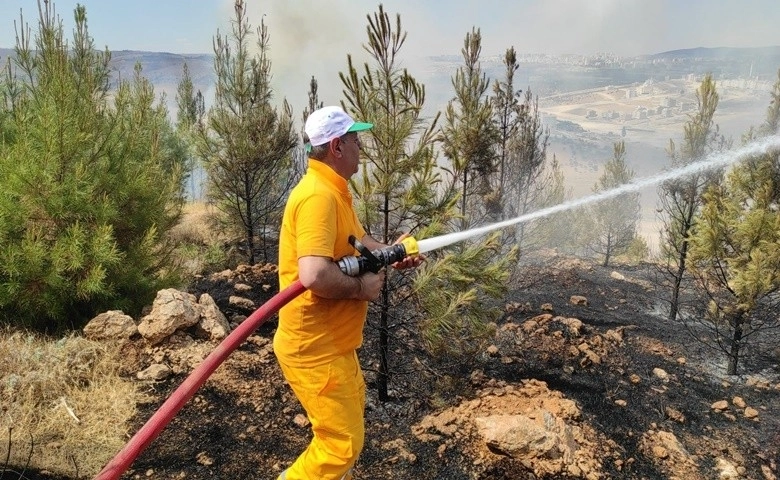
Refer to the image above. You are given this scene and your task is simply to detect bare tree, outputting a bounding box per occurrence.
[502,90,565,254]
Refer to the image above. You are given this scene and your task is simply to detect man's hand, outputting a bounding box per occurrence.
[358,270,385,300]
[391,233,426,270]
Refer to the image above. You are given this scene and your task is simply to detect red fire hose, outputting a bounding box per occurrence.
[94,280,306,480]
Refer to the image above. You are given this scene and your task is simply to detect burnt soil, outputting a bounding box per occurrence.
[6,256,779,480]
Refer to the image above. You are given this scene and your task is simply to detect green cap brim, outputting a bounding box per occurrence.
[347,122,373,133]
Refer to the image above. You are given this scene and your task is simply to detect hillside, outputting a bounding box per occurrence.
[5,256,778,480]
[1,44,778,478]
[135,258,779,479]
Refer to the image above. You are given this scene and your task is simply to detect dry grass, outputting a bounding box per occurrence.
[168,201,226,247]
[0,327,138,478]
[168,201,235,275]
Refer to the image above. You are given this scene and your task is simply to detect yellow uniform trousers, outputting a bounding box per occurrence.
[277,351,366,480]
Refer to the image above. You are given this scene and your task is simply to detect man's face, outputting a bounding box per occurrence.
[336,132,362,177]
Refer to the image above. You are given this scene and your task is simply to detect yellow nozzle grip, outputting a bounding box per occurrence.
[400,236,419,257]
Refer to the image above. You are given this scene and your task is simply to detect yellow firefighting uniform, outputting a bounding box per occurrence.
[274,159,368,479]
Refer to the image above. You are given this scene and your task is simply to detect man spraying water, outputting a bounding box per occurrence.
[274,106,423,480]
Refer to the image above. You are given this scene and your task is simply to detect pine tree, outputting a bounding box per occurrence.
[196,0,298,264]
[687,70,780,375]
[175,63,205,200]
[175,64,205,132]
[302,75,324,122]
[0,4,186,330]
[429,29,516,362]
[490,47,524,219]
[657,74,729,321]
[441,27,498,229]
[341,7,513,401]
[588,141,640,266]
[341,5,451,401]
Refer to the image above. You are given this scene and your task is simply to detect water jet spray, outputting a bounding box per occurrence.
[414,136,780,254]
[336,136,780,269]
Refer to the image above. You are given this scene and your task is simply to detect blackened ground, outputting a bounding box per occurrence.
[10,257,778,479]
[125,258,778,479]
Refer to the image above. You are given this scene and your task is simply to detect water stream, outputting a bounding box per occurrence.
[416,135,780,254]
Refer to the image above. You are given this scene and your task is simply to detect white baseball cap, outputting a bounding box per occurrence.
[304,106,373,151]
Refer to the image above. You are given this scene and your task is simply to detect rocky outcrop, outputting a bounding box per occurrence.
[85,289,230,346]
[413,379,603,479]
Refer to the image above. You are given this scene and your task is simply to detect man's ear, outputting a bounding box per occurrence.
[330,138,342,156]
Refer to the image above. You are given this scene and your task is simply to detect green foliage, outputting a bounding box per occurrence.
[441,28,499,228]
[0,5,185,331]
[689,152,780,374]
[657,73,729,321]
[0,62,16,146]
[197,0,298,265]
[685,70,780,375]
[413,232,516,356]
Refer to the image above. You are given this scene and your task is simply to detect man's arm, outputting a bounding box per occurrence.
[298,255,384,300]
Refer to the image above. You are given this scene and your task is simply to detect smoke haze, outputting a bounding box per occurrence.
[235,0,779,120]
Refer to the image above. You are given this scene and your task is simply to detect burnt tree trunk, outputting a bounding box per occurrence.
[727,313,745,375]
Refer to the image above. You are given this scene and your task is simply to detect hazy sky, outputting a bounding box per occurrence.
[2,0,779,106]
[2,0,778,56]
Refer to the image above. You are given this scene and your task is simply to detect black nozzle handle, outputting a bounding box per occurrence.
[348,235,382,273]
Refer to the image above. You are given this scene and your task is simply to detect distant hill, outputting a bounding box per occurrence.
[2,45,778,113]
[646,46,780,78]
[651,45,780,59]
[108,50,214,88]
[0,48,216,109]
[3,45,779,99]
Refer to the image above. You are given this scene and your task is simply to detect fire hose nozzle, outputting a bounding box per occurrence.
[337,236,418,276]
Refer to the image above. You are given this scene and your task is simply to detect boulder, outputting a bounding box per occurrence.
[196,293,230,340]
[83,310,137,340]
[138,289,200,345]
